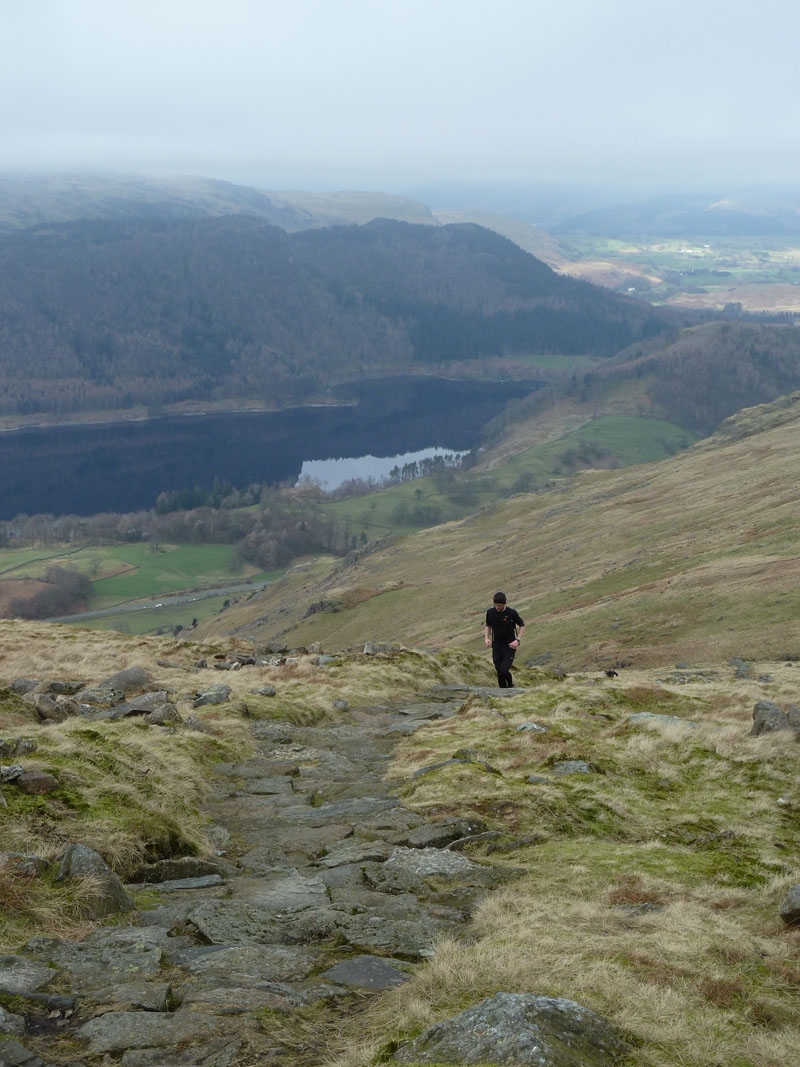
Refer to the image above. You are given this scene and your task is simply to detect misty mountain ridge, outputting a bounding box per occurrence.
[0,172,437,234]
[553,191,800,236]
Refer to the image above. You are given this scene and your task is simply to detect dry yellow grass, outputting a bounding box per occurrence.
[327,665,800,1067]
[209,393,800,670]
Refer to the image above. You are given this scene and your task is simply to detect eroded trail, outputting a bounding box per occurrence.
[9,693,513,1066]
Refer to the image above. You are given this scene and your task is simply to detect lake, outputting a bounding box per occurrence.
[0,376,541,519]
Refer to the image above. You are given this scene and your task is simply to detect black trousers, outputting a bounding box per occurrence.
[492,644,516,688]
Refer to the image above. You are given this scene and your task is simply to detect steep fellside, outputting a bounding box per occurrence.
[204,391,800,668]
[0,217,672,418]
[477,320,800,467]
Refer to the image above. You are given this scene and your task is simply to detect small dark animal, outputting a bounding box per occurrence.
[604,669,619,678]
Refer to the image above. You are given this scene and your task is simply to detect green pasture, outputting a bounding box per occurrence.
[0,545,87,577]
[564,234,800,289]
[89,543,260,607]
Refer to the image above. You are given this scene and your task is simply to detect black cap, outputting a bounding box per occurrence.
[493,591,507,603]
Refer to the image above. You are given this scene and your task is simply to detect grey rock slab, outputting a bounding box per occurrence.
[0,956,55,993]
[186,900,281,945]
[517,721,549,732]
[181,986,291,1014]
[316,862,369,891]
[395,702,456,720]
[430,685,524,699]
[316,840,394,868]
[30,942,164,991]
[180,943,318,984]
[360,807,425,834]
[266,796,400,826]
[231,870,328,913]
[364,847,504,894]
[212,760,288,778]
[319,955,410,990]
[780,883,800,925]
[78,1010,228,1054]
[325,886,424,916]
[129,874,225,892]
[120,1037,242,1067]
[251,720,295,742]
[242,777,294,795]
[91,982,172,1012]
[104,667,153,693]
[272,907,343,943]
[130,856,231,884]
[0,1038,44,1066]
[335,914,442,959]
[406,817,489,850]
[392,991,629,1065]
[135,903,191,931]
[0,1007,26,1036]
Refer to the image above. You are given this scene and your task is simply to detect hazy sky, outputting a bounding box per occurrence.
[2,0,798,193]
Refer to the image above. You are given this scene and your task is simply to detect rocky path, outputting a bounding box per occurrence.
[2,693,513,1067]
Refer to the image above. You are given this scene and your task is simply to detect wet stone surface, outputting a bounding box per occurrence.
[6,695,519,1065]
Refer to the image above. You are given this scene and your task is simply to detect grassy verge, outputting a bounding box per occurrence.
[332,664,800,1067]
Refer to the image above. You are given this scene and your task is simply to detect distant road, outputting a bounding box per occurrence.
[49,578,274,624]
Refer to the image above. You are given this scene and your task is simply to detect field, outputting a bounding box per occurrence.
[560,235,800,310]
[0,542,276,634]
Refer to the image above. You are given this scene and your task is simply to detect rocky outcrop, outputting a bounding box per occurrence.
[55,844,135,918]
[392,992,630,1065]
[750,700,800,737]
[780,884,800,925]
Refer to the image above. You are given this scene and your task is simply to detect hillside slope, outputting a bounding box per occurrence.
[479,321,800,461]
[205,391,800,668]
[0,216,671,417]
[0,173,438,233]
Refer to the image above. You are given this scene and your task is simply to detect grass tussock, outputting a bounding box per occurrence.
[1,715,250,880]
[0,864,98,950]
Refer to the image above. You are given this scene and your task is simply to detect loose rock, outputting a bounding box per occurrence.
[56,844,135,918]
[779,884,800,925]
[392,991,629,1065]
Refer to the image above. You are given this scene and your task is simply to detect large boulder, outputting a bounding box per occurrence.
[0,955,55,993]
[15,770,59,795]
[0,1037,44,1065]
[83,691,171,722]
[55,844,135,918]
[77,1010,225,1055]
[76,667,153,709]
[193,684,232,708]
[751,700,790,736]
[779,884,800,925]
[392,992,629,1065]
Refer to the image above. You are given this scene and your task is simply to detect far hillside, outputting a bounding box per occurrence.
[480,321,800,457]
[0,216,674,420]
[202,389,800,669]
